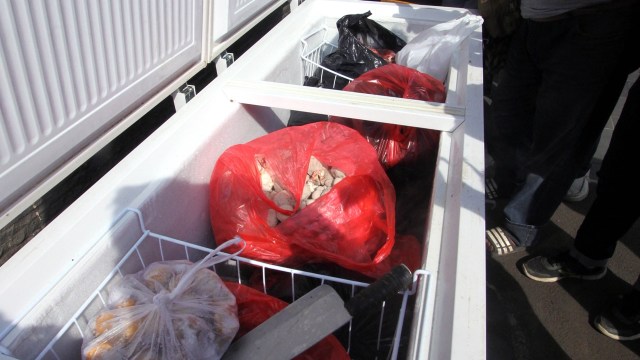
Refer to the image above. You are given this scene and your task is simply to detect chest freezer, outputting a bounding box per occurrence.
[0,0,486,359]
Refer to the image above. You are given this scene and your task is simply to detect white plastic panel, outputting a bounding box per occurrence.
[212,0,279,42]
[205,0,286,62]
[0,0,204,213]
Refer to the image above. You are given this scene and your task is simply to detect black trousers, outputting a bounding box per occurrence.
[487,7,632,246]
[574,78,640,261]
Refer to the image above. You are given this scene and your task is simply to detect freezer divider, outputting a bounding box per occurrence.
[224,80,465,131]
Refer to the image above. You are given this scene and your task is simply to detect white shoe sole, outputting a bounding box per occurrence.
[595,320,640,341]
[564,173,590,202]
[523,265,606,283]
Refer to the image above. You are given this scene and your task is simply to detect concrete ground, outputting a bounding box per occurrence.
[486,71,640,360]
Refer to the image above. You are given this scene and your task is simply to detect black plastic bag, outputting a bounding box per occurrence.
[338,10,406,51]
[304,11,406,90]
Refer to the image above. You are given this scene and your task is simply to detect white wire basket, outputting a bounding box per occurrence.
[36,208,424,360]
[300,25,354,88]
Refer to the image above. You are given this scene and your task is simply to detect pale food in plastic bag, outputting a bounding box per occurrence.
[81,238,244,360]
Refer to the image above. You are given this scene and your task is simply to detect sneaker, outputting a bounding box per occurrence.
[522,252,607,282]
[594,290,640,341]
[564,171,590,202]
[486,226,526,256]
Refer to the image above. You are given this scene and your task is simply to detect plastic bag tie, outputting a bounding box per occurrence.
[170,236,246,297]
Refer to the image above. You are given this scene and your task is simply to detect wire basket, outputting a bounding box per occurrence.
[300,25,354,88]
[37,208,422,360]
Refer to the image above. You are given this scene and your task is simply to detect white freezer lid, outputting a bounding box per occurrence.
[0,0,286,229]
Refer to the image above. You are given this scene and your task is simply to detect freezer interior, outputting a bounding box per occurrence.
[0,100,451,360]
[0,1,484,359]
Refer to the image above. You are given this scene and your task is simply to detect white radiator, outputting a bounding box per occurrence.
[0,0,204,219]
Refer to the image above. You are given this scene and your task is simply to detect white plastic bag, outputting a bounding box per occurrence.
[395,14,483,82]
[81,237,245,360]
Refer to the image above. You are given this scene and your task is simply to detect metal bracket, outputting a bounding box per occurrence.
[290,0,305,10]
[171,83,196,111]
[215,51,235,75]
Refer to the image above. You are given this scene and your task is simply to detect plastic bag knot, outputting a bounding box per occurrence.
[153,290,173,309]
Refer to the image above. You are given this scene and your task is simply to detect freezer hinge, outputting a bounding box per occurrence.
[172,83,196,111]
[215,51,235,75]
[289,0,305,10]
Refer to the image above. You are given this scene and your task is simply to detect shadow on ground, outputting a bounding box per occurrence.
[486,191,640,360]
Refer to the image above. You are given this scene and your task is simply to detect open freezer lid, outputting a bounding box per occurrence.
[0,0,287,229]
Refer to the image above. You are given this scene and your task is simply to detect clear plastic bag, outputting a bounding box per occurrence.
[395,14,483,82]
[81,238,245,360]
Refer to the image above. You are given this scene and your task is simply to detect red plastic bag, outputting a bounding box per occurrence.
[330,63,445,168]
[209,122,397,278]
[224,282,350,360]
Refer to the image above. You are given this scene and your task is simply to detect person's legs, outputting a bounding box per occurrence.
[484,21,540,255]
[563,72,627,203]
[500,11,628,247]
[572,79,640,264]
[565,10,640,202]
[569,71,627,180]
[486,21,538,198]
[522,79,640,281]
[594,275,640,341]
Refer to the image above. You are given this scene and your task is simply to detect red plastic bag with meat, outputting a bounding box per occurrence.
[330,63,445,169]
[224,282,350,360]
[209,122,397,278]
